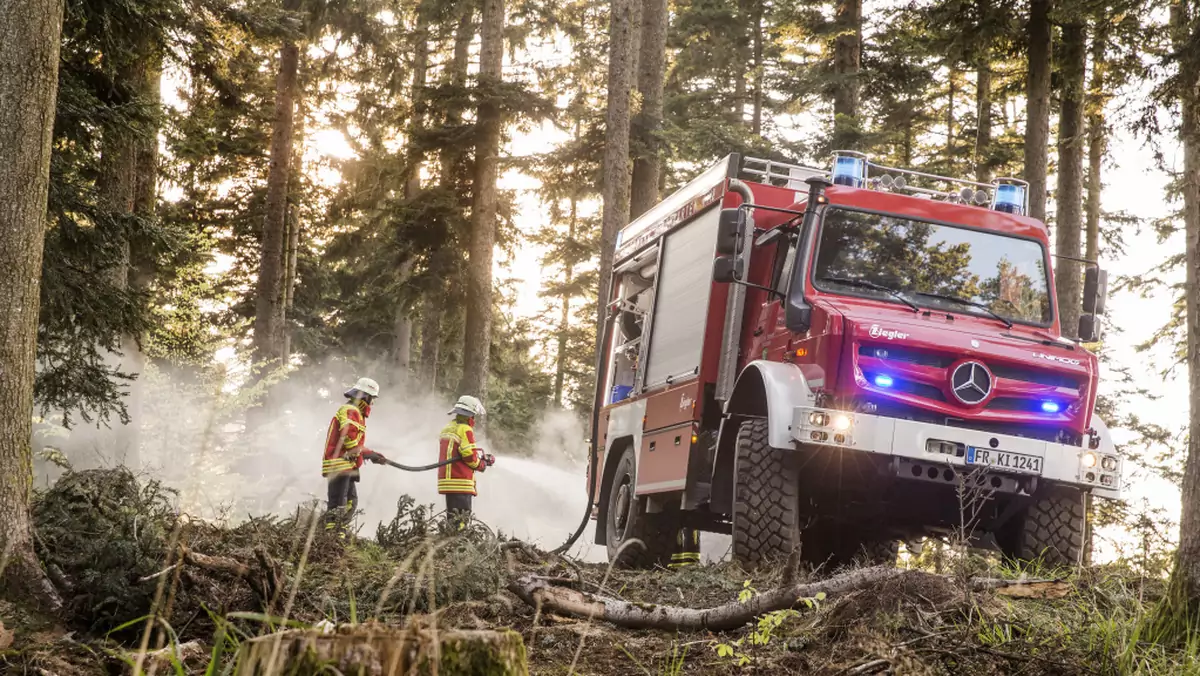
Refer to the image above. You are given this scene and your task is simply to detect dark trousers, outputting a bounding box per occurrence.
[325,473,358,537]
[444,493,473,530]
[670,528,701,569]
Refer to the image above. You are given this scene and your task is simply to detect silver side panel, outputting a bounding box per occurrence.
[644,207,721,388]
[604,399,648,460]
[715,213,754,401]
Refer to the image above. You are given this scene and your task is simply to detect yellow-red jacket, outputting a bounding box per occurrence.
[322,402,368,477]
[437,420,483,495]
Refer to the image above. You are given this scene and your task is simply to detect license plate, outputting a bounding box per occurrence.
[965,447,1043,475]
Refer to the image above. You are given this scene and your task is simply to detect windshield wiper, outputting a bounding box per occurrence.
[910,291,1014,329]
[822,276,920,313]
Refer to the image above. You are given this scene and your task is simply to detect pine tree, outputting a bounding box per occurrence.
[596,0,641,344]
[459,0,505,403]
[251,0,303,390]
[1054,20,1087,338]
[1024,0,1052,221]
[1167,0,1200,616]
[832,0,863,149]
[0,0,66,611]
[629,0,668,219]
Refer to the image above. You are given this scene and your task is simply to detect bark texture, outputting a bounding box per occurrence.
[553,199,578,406]
[629,0,667,220]
[1084,13,1108,263]
[282,78,305,364]
[251,0,302,380]
[1170,0,1200,613]
[1054,23,1087,339]
[0,0,66,611]
[458,0,505,401]
[596,0,643,347]
[832,0,863,149]
[508,568,1059,632]
[1024,0,1052,221]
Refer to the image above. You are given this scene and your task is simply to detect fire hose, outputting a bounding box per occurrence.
[369,453,495,472]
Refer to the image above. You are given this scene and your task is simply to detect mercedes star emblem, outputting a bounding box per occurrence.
[950,361,993,405]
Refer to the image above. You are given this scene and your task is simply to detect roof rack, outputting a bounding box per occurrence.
[742,151,1031,216]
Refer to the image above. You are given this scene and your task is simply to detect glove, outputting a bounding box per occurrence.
[484,453,496,467]
[362,450,387,465]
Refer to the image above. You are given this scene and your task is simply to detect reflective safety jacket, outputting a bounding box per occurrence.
[437,420,483,495]
[322,402,368,477]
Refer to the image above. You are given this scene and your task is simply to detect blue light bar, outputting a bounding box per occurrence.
[994,183,1026,215]
[1040,400,1060,413]
[874,374,894,388]
[832,155,866,188]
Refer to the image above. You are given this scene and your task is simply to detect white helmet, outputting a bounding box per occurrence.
[449,395,485,417]
[344,377,380,400]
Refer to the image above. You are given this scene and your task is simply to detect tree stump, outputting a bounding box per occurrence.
[233,623,527,676]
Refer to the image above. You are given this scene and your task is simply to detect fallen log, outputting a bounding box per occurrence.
[233,623,527,676]
[508,566,1065,632]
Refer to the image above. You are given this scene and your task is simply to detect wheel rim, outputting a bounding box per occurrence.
[613,478,632,539]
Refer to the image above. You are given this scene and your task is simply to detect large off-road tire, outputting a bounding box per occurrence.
[1000,487,1088,568]
[800,523,898,572]
[732,419,802,570]
[604,445,674,568]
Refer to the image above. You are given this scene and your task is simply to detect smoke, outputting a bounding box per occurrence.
[33,359,732,565]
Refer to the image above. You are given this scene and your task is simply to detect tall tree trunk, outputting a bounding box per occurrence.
[553,198,579,407]
[251,0,301,385]
[1024,0,1052,221]
[0,0,65,611]
[282,77,305,364]
[419,4,473,394]
[596,0,643,352]
[945,69,956,161]
[1054,23,1087,339]
[458,0,505,402]
[1084,10,1108,263]
[751,0,764,137]
[392,0,435,382]
[975,64,992,182]
[974,0,993,183]
[630,0,667,220]
[831,0,862,149]
[1168,0,1200,616]
[732,0,752,125]
[117,48,164,470]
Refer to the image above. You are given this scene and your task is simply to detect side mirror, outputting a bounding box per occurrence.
[1082,267,1108,315]
[1079,313,1104,343]
[716,208,746,256]
[713,256,744,283]
[754,226,787,247]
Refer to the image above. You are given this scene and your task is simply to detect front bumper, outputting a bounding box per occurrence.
[791,406,1122,500]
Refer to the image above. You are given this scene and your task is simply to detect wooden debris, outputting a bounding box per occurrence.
[233,622,528,676]
[991,580,1071,599]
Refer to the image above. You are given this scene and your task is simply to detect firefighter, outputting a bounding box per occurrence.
[437,395,495,529]
[669,528,701,569]
[321,377,387,538]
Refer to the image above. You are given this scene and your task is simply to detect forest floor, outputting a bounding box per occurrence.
[1,468,1194,675]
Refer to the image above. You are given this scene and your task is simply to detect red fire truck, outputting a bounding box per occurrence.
[588,151,1119,570]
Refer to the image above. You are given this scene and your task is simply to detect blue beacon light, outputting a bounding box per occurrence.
[874,374,894,388]
[1040,400,1060,414]
[994,183,1026,216]
[832,155,866,188]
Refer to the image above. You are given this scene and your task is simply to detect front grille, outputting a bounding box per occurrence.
[989,363,1080,389]
[858,344,954,368]
[862,400,1075,444]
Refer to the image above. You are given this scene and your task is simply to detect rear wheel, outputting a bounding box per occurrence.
[999,487,1087,569]
[605,445,673,567]
[732,419,802,569]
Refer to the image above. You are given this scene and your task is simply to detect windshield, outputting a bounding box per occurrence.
[812,208,1053,326]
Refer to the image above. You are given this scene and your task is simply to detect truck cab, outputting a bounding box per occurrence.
[590,152,1118,570]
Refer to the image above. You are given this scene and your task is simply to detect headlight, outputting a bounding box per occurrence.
[1101,456,1118,471]
[832,414,852,431]
[809,412,829,426]
[1081,452,1097,468]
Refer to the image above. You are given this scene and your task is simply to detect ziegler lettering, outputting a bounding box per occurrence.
[680,393,694,411]
[1033,352,1081,366]
[868,324,909,341]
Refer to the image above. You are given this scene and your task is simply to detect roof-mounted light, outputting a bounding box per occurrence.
[993,180,1027,215]
[831,151,867,188]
